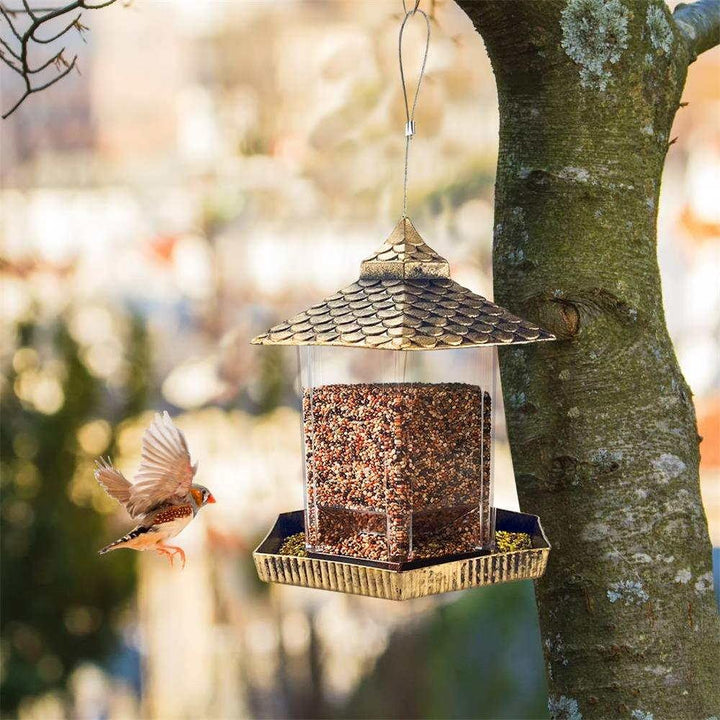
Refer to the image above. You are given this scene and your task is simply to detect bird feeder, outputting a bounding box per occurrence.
[251,1,553,599]
[251,217,554,599]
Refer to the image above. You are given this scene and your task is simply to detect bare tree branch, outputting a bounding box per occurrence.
[674,0,720,60]
[0,48,23,73]
[84,0,117,8]
[3,7,68,12]
[0,0,117,118]
[0,4,22,40]
[32,12,81,43]
[21,0,35,21]
[0,33,20,58]
[1,51,75,116]
[26,46,66,73]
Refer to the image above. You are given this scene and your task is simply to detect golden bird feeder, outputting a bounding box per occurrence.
[251,217,554,598]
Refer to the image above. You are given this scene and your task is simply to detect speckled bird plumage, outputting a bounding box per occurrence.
[95,411,215,568]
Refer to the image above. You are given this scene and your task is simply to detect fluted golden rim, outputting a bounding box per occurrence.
[253,508,550,600]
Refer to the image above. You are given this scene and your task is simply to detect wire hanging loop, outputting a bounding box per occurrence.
[402,0,422,14]
[398,4,430,218]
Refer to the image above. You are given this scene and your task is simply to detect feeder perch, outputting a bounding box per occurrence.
[251,217,554,598]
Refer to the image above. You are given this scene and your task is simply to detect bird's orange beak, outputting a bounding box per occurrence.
[207,493,216,504]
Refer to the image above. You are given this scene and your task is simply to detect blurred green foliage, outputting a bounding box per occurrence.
[0,313,149,715]
[343,582,548,720]
[255,345,288,414]
[420,167,495,216]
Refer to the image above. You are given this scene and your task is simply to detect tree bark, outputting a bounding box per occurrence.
[455,0,720,717]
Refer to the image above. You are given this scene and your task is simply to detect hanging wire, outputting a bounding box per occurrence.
[402,0,421,13]
[398,1,430,218]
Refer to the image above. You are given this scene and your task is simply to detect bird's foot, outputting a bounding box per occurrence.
[173,546,187,570]
[159,544,186,570]
[155,545,175,567]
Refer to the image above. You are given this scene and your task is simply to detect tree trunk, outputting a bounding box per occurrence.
[455,0,720,717]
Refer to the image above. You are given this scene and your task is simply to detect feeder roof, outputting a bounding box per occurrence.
[252,218,554,351]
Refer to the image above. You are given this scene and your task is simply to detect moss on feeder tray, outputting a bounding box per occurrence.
[279,532,308,557]
[495,530,532,553]
[278,529,532,558]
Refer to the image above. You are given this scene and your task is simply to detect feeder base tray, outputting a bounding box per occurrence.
[253,509,550,600]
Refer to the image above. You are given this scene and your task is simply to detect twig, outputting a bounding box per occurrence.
[0,4,22,40]
[0,34,20,59]
[32,12,80,43]
[1,53,76,116]
[0,0,117,118]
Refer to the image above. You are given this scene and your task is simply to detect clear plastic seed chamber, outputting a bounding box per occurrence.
[299,345,495,569]
[252,218,554,596]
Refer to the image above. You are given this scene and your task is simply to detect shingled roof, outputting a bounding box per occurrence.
[251,218,554,351]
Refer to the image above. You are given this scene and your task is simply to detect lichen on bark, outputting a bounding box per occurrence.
[646,5,674,56]
[456,0,720,717]
[560,0,631,91]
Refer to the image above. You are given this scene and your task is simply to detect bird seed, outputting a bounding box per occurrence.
[302,382,492,565]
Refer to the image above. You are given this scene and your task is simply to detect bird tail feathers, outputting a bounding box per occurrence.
[98,526,149,555]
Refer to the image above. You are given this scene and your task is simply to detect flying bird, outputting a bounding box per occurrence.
[95,411,215,568]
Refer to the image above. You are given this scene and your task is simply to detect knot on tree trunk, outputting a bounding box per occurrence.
[521,288,642,341]
[535,299,581,340]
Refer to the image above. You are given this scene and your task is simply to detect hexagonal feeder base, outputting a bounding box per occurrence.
[253,508,550,600]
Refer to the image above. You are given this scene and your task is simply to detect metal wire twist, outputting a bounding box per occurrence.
[402,0,422,13]
[398,2,430,218]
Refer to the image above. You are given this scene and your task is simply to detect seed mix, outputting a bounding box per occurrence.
[302,382,491,564]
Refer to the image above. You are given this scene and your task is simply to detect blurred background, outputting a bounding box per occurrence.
[0,1,718,719]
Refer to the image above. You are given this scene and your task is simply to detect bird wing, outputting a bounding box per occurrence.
[126,411,197,518]
[95,458,133,507]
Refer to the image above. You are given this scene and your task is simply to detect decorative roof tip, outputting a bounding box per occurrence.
[251,218,556,350]
[360,217,450,280]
